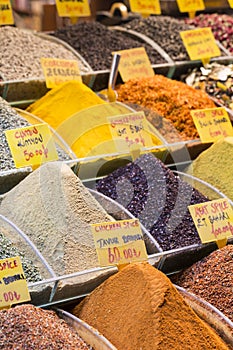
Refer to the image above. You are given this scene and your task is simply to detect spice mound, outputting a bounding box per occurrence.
[0,304,93,349]
[26,80,105,130]
[0,26,87,81]
[173,245,233,322]
[116,74,216,140]
[186,137,233,201]
[0,161,113,275]
[73,262,229,350]
[96,153,209,251]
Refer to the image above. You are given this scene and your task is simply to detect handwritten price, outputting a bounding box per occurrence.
[0,291,20,303]
[108,247,141,264]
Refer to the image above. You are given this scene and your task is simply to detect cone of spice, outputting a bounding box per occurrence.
[73,262,229,350]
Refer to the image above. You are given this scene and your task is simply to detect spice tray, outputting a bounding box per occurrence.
[0,31,93,105]
[56,309,118,350]
[176,285,233,348]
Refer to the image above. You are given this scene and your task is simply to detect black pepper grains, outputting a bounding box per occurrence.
[0,304,93,350]
[51,21,166,70]
[96,153,209,251]
[173,245,233,322]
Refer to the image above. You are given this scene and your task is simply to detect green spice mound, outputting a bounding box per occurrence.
[73,262,229,350]
[186,137,233,200]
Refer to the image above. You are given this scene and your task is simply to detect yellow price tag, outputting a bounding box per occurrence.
[41,58,81,89]
[180,27,221,62]
[55,0,90,17]
[108,111,153,152]
[114,47,154,82]
[0,0,14,25]
[5,124,58,168]
[191,107,233,143]
[91,219,148,267]
[176,0,205,13]
[188,198,233,246]
[0,256,31,308]
[228,0,233,8]
[129,0,161,14]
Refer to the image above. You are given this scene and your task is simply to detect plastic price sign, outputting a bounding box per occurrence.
[191,107,233,143]
[0,256,31,309]
[0,0,14,25]
[41,58,81,89]
[129,0,161,15]
[5,123,58,168]
[114,47,154,82]
[55,0,91,17]
[108,111,153,154]
[180,27,221,65]
[188,198,233,248]
[176,0,205,18]
[91,219,148,267]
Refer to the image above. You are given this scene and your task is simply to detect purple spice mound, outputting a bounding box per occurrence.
[96,154,209,251]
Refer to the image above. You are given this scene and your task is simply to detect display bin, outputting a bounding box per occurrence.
[56,309,118,350]
[176,285,233,349]
[0,31,93,105]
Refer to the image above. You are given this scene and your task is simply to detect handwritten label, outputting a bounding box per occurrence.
[191,107,233,143]
[114,47,154,82]
[129,0,161,14]
[55,0,90,17]
[188,198,233,244]
[0,257,31,308]
[180,27,221,61]
[41,58,81,89]
[228,0,233,8]
[91,219,148,267]
[0,0,14,25]
[176,0,205,13]
[5,124,58,168]
[108,111,153,152]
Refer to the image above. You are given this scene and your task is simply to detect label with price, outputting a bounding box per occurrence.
[191,107,233,143]
[188,198,233,247]
[129,0,161,15]
[114,47,154,82]
[0,0,14,25]
[55,0,91,17]
[228,0,233,8]
[0,256,31,308]
[180,27,221,62]
[41,58,81,89]
[108,111,153,153]
[176,0,205,13]
[91,219,148,267]
[5,123,58,168]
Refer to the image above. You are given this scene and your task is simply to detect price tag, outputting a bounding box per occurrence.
[55,0,90,17]
[0,256,31,308]
[180,27,221,64]
[108,111,153,153]
[129,0,161,15]
[191,107,233,143]
[91,219,148,267]
[188,198,233,248]
[228,0,233,8]
[0,0,14,25]
[41,58,81,89]
[5,124,58,168]
[176,0,205,18]
[113,47,154,83]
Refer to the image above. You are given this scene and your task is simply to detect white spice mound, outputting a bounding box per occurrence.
[0,162,114,275]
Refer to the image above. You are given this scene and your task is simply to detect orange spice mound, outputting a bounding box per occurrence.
[73,262,229,350]
[116,75,216,141]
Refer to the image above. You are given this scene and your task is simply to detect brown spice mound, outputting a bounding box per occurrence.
[173,245,233,322]
[116,75,216,140]
[0,304,92,349]
[73,262,229,350]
